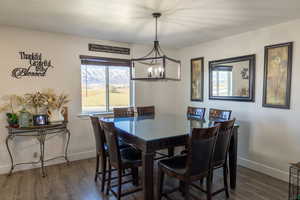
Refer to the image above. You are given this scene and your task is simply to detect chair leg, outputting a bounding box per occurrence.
[199,178,204,185]
[157,167,165,200]
[132,167,139,186]
[106,162,112,195]
[206,175,212,200]
[94,154,100,181]
[223,164,230,198]
[168,147,174,157]
[117,170,122,200]
[101,155,107,192]
[184,182,190,200]
[179,181,185,196]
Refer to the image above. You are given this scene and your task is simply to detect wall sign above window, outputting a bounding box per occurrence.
[11,52,54,79]
[88,44,130,55]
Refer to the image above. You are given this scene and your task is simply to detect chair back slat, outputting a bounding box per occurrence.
[113,107,135,118]
[187,106,206,119]
[100,120,121,169]
[90,116,106,156]
[209,108,232,121]
[137,106,155,116]
[185,126,219,176]
[213,119,236,167]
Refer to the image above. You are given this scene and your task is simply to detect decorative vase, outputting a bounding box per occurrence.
[48,108,65,124]
[19,108,32,127]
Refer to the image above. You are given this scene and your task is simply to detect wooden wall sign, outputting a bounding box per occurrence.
[88,44,130,55]
[12,52,54,79]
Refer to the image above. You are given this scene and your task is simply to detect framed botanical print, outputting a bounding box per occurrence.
[263,42,293,109]
[191,57,204,101]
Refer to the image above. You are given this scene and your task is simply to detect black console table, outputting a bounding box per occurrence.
[5,123,71,177]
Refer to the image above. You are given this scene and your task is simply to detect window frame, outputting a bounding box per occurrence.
[212,70,233,96]
[80,55,134,114]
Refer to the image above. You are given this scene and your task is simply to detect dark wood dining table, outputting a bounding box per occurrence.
[101,114,239,200]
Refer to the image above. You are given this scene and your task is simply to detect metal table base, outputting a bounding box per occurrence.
[6,123,71,177]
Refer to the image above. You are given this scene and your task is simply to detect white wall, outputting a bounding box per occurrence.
[0,26,178,174]
[178,19,300,181]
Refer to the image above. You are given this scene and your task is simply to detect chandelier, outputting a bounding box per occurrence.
[130,13,181,81]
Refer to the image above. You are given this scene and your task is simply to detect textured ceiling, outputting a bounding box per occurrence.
[0,0,300,48]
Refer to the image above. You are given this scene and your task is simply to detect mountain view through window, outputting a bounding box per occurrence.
[81,65,131,113]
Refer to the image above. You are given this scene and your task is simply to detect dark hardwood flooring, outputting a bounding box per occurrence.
[0,158,288,200]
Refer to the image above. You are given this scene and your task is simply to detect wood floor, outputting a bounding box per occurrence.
[0,158,288,200]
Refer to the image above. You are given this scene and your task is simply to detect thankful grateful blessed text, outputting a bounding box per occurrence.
[11,52,53,79]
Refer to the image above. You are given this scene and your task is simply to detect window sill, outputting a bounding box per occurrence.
[77,112,114,120]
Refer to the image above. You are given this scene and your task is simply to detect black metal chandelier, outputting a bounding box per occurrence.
[130,13,181,81]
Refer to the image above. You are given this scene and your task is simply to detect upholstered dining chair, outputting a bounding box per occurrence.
[187,106,206,119]
[113,107,135,118]
[193,119,236,199]
[101,120,142,200]
[156,125,220,200]
[90,116,131,192]
[137,105,155,116]
[212,119,236,198]
[209,108,232,121]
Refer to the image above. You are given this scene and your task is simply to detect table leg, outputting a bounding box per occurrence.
[142,152,155,200]
[229,127,238,189]
[65,128,71,164]
[5,135,14,176]
[39,133,46,177]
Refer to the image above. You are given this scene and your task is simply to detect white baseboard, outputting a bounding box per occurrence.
[0,150,95,175]
[0,151,289,183]
[238,157,289,182]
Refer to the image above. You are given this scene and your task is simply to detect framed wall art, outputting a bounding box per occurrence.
[191,57,204,101]
[263,42,293,109]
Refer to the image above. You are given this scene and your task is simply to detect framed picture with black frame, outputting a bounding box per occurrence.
[263,42,293,109]
[191,57,204,101]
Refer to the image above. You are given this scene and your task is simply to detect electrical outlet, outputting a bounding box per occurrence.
[33,152,38,158]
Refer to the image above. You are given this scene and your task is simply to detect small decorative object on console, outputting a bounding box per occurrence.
[45,89,69,123]
[33,114,48,126]
[6,113,19,128]
[19,108,32,127]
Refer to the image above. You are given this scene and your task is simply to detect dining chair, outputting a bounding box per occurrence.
[156,125,220,200]
[137,105,155,116]
[192,119,236,198]
[212,118,236,198]
[136,105,174,159]
[101,120,142,200]
[187,106,206,119]
[113,107,135,118]
[90,116,131,192]
[209,108,232,121]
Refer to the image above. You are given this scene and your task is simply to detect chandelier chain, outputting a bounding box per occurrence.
[155,16,158,41]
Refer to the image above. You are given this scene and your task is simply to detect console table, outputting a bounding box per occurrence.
[5,123,71,177]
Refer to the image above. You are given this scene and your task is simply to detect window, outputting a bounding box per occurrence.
[212,66,233,96]
[80,56,132,113]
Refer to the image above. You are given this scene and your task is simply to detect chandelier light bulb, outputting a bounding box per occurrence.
[148,67,153,77]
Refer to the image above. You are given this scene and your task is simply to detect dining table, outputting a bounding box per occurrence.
[100,113,239,200]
